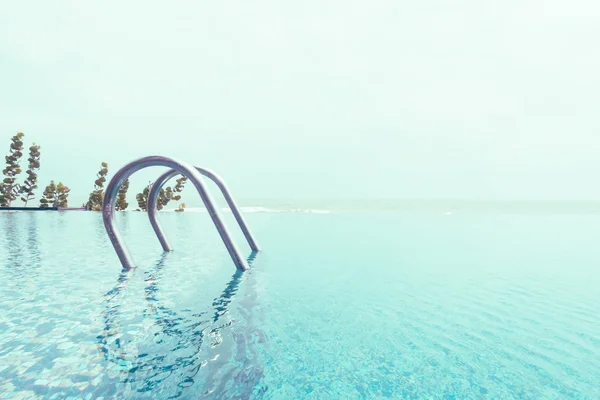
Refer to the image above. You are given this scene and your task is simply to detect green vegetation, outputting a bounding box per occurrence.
[1,133,191,211]
[56,182,70,207]
[135,176,187,211]
[172,176,187,203]
[1,132,69,208]
[0,132,25,206]
[116,179,130,211]
[171,176,187,212]
[136,183,151,211]
[20,143,41,206]
[87,162,108,211]
[39,181,56,208]
[39,181,70,208]
[159,186,175,209]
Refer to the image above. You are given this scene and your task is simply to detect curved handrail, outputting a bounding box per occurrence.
[147,166,260,253]
[102,156,249,271]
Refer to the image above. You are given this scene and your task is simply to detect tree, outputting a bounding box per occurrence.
[158,186,175,209]
[87,162,108,211]
[0,132,25,206]
[172,176,187,200]
[115,179,130,211]
[156,175,187,209]
[20,143,41,206]
[55,182,70,207]
[135,184,172,211]
[40,181,57,208]
[135,176,187,212]
[136,183,151,211]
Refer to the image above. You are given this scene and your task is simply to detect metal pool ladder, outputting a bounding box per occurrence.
[102,156,260,271]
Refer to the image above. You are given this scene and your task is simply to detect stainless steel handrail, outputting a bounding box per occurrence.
[147,166,260,253]
[102,156,251,271]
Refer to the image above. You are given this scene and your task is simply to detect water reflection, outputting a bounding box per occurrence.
[4,213,23,271]
[202,251,268,398]
[27,212,42,270]
[97,253,264,398]
[2,213,41,284]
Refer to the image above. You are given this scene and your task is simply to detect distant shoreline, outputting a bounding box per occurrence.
[5,200,600,215]
[0,206,86,211]
[159,199,600,213]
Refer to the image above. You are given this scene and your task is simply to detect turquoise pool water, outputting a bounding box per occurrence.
[1,209,599,399]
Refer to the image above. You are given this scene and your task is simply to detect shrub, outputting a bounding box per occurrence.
[135,176,187,211]
[136,183,151,211]
[20,143,41,206]
[40,181,57,208]
[55,182,70,207]
[115,179,130,211]
[0,132,25,206]
[87,162,108,211]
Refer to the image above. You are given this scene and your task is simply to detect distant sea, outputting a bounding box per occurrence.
[162,199,600,215]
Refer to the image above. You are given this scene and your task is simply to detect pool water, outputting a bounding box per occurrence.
[1,210,599,399]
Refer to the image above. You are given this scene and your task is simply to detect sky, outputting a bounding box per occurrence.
[1,0,600,206]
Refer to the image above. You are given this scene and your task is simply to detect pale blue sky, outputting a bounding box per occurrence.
[1,1,599,205]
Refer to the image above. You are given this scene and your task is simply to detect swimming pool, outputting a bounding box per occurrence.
[1,209,599,399]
